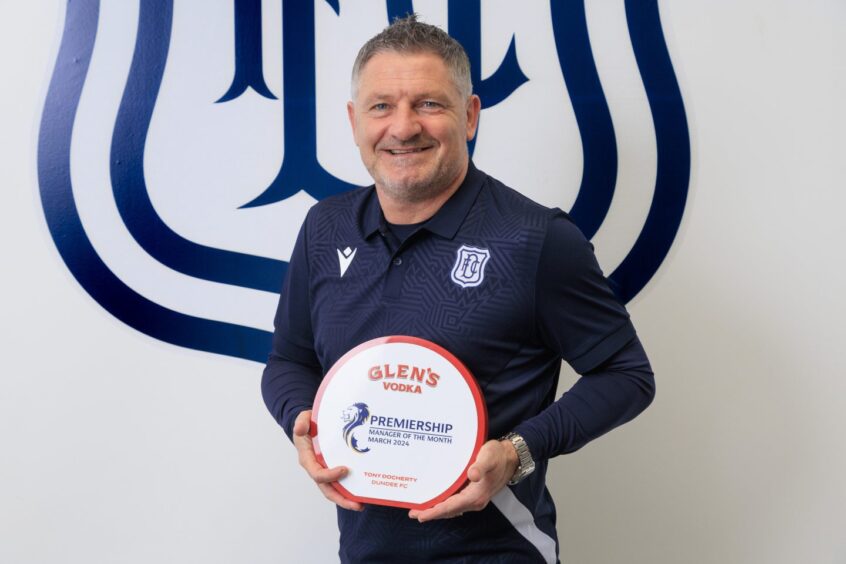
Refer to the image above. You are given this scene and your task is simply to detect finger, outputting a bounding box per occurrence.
[312,465,350,484]
[413,489,480,522]
[292,433,349,483]
[414,503,468,522]
[318,482,364,512]
[291,410,363,512]
[299,453,349,484]
[407,507,461,520]
[291,413,349,482]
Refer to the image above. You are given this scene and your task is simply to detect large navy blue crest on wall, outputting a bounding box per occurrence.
[38,0,689,363]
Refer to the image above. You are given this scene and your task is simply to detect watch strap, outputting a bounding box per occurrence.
[502,432,535,485]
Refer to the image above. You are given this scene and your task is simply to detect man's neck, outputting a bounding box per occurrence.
[376,163,468,225]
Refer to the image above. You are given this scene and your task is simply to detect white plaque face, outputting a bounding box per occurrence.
[311,336,488,509]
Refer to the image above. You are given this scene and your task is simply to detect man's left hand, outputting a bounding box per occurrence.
[408,438,519,522]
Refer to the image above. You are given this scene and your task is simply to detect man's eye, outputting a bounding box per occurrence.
[371,103,389,111]
[420,101,442,109]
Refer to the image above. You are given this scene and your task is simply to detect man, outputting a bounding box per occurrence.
[262,15,655,563]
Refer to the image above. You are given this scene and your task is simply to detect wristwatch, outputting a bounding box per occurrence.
[502,432,535,485]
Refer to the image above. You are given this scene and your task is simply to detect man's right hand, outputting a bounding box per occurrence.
[293,409,364,512]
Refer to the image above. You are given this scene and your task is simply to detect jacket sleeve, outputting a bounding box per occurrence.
[512,213,655,461]
[261,212,323,441]
[513,336,654,461]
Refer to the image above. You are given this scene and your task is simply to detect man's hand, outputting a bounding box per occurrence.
[293,410,364,512]
[408,438,519,522]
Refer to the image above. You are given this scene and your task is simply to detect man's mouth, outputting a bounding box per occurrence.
[385,147,430,155]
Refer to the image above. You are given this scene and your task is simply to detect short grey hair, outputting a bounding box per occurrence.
[351,14,473,100]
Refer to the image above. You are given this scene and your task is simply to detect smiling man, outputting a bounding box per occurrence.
[348,48,479,223]
[262,15,655,563]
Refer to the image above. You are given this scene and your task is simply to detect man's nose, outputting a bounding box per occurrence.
[388,105,422,141]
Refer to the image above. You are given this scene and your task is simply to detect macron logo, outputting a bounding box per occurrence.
[338,246,357,277]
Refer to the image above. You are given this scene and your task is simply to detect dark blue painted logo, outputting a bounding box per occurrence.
[37,0,689,363]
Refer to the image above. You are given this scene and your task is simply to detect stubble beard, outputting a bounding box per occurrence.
[368,148,467,205]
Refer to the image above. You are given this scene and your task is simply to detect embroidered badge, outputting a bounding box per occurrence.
[450,245,490,288]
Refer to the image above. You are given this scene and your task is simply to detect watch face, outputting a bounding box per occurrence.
[311,336,488,509]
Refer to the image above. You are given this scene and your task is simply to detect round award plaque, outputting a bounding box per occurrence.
[311,336,488,509]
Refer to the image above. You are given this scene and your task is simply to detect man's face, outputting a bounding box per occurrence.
[347,51,481,204]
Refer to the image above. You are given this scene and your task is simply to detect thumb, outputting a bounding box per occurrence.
[293,410,313,437]
[467,441,498,482]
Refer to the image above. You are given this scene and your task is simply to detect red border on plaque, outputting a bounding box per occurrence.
[311,336,488,510]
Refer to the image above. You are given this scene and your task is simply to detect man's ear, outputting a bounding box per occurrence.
[466,95,482,141]
[347,101,358,146]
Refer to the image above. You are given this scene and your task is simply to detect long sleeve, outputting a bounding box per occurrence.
[513,336,654,461]
[512,212,655,461]
[261,214,323,440]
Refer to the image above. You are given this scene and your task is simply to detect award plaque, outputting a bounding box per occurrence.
[311,336,487,509]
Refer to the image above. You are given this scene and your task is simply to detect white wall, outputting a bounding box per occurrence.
[2,1,844,563]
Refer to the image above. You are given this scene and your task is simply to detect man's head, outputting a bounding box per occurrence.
[351,15,472,100]
[347,15,481,209]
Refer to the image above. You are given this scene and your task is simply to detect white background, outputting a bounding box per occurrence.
[2,1,845,563]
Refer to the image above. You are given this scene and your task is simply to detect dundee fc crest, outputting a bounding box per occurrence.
[38,0,690,363]
[451,245,490,288]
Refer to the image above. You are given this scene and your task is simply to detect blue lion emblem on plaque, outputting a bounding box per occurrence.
[342,403,371,454]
